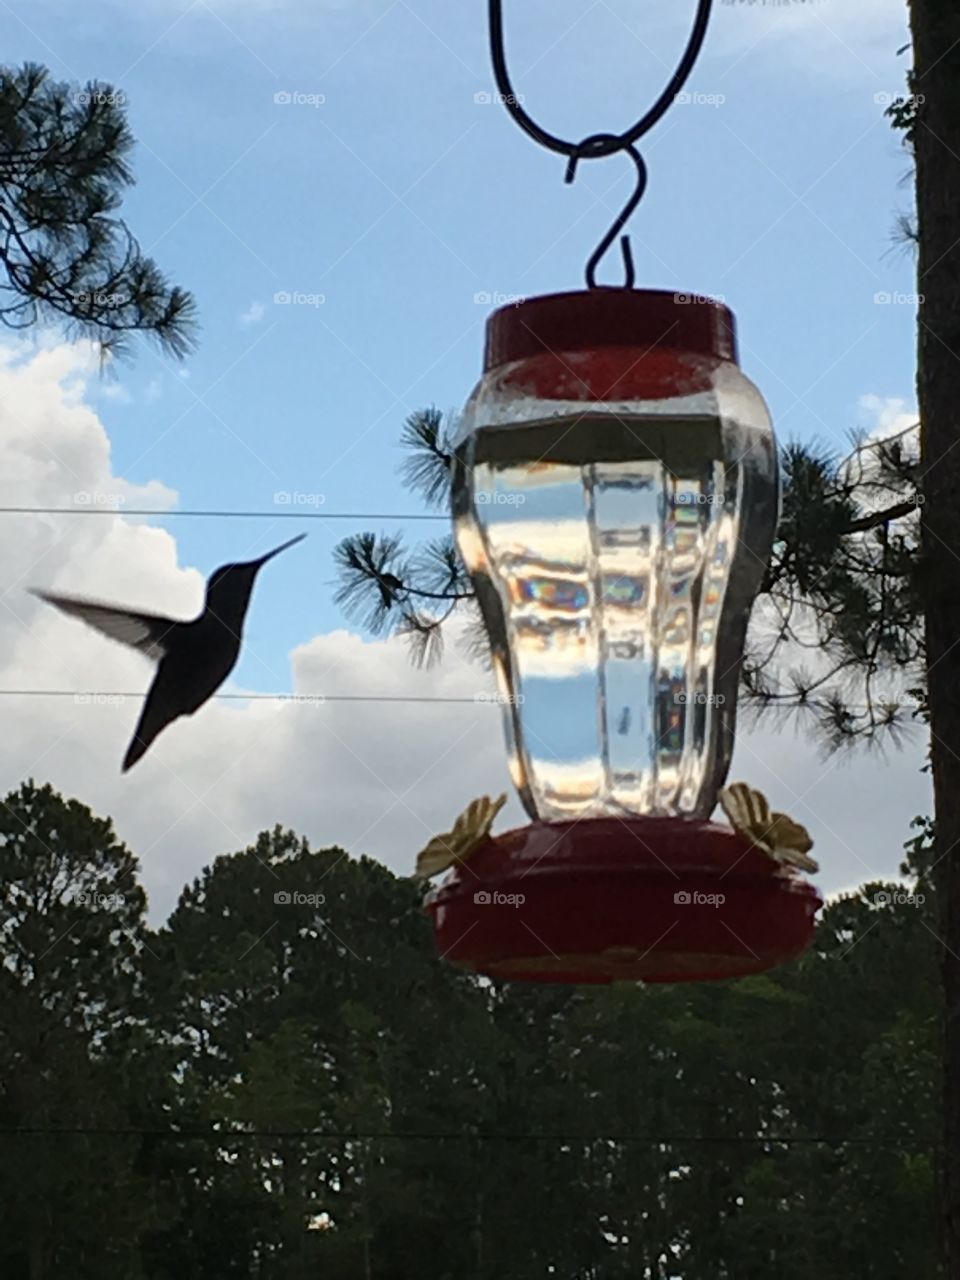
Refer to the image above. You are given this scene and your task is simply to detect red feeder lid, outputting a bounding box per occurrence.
[427,816,821,985]
[484,288,737,372]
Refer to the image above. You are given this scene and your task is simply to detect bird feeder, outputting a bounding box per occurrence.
[425,289,822,983]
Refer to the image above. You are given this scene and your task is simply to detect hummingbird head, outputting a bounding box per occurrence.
[205,534,306,625]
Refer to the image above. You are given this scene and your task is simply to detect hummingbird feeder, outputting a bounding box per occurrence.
[420,0,822,983]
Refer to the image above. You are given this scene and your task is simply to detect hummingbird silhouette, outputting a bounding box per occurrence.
[31,533,306,772]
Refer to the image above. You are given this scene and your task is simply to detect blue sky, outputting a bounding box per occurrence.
[2,0,915,684]
[0,0,932,919]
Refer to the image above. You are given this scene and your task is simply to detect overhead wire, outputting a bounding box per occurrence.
[0,506,446,520]
[0,690,486,704]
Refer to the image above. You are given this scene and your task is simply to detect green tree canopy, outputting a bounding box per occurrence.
[0,783,940,1276]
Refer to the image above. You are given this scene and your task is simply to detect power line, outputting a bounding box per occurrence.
[0,506,446,521]
[0,690,486,704]
[0,689,922,713]
[0,690,919,718]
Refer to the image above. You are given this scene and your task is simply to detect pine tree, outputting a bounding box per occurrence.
[0,63,196,358]
[0,780,154,1278]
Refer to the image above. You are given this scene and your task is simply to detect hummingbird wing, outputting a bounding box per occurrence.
[30,589,177,662]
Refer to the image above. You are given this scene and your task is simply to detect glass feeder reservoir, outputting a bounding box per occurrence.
[429,290,821,983]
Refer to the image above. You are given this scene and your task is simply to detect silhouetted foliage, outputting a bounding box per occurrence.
[0,783,941,1277]
[0,63,196,358]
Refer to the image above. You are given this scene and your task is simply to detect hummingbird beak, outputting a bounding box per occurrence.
[253,533,307,568]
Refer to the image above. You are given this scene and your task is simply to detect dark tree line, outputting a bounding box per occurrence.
[0,781,940,1278]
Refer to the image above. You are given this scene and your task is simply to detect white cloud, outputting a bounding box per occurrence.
[557,0,908,80]
[858,392,918,441]
[239,301,266,328]
[117,477,180,511]
[706,0,907,54]
[0,340,931,930]
[101,382,132,405]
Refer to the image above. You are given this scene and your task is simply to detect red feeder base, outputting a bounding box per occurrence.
[426,817,822,984]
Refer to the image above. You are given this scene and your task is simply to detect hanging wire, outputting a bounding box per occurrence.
[487,0,714,286]
[0,690,483,704]
[0,506,446,521]
[0,688,914,713]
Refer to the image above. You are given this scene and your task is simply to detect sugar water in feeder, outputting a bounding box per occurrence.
[426,288,822,983]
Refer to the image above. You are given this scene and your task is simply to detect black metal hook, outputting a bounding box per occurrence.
[565,136,648,289]
[487,0,713,288]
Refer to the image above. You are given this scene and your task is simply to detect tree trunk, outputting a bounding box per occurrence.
[911,2,960,1274]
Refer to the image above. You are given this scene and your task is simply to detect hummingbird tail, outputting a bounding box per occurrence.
[122,687,176,772]
[122,734,151,772]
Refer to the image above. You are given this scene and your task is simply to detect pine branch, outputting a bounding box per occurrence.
[399,408,454,509]
[843,500,920,533]
[0,62,196,358]
[335,408,927,756]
